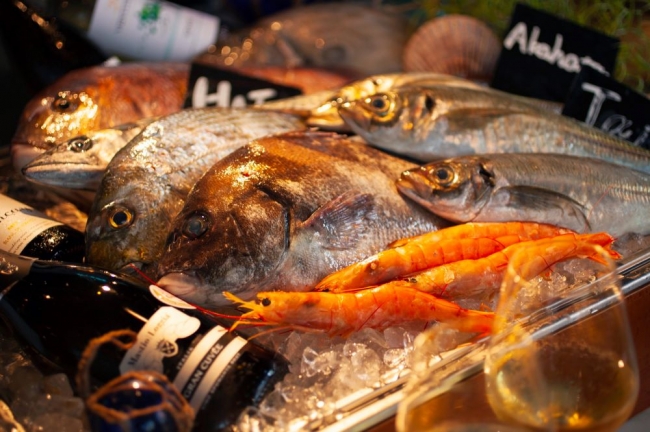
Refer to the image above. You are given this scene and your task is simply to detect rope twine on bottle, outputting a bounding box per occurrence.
[76,329,195,431]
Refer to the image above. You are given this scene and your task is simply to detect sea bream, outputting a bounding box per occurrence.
[397,153,650,237]
[339,84,650,174]
[85,108,306,276]
[11,62,189,169]
[155,131,449,309]
[22,119,153,191]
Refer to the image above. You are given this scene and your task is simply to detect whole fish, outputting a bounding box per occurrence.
[85,108,305,275]
[397,153,650,237]
[22,119,152,191]
[11,62,188,169]
[155,131,449,309]
[305,72,484,130]
[339,85,650,174]
[212,4,407,76]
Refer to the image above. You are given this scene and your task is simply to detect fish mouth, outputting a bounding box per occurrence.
[156,271,214,305]
[337,101,370,131]
[11,144,45,171]
[307,100,350,131]
[396,169,435,205]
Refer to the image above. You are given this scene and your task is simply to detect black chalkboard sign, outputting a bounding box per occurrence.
[491,3,619,102]
[562,66,650,149]
[183,63,302,109]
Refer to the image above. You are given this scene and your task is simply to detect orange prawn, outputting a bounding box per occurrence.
[315,222,574,292]
[386,221,573,248]
[221,286,495,337]
[384,232,621,301]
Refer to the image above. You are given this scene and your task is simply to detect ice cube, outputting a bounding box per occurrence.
[349,345,381,385]
[236,406,270,432]
[6,365,43,401]
[43,374,74,398]
[31,413,84,432]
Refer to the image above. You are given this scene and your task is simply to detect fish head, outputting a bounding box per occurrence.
[396,157,494,222]
[308,74,400,129]
[338,90,406,141]
[156,162,291,309]
[22,129,121,190]
[85,172,176,276]
[339,86,455,160]
[12,87,101,170]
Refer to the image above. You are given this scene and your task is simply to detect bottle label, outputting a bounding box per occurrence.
[172,326,246,411]
[0,196,63,255]
[87,0,220,61]
[120,305,250,413]
[149,284,196,309]
[119,306,201,373]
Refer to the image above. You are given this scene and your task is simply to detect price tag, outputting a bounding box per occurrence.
[183,63,302,109]
[491,3,619,102]
[562,66,650,149]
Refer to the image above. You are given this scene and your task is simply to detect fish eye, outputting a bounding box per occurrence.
[68,136,93,152]
[52,95,77,112]
[365,94,392,116]
[109,208,134,229]
[261,297,271,307]
[430,164,456,187]
[181,212,211,240]
[425,95,435,111]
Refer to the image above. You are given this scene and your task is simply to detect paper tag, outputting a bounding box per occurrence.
[562,66,650,149]
[150,284,196,309]
[119,306,201,374]
[491,3,619,102]
[184,63,302,109]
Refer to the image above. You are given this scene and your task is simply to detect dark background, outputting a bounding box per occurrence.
[0,32,31,156]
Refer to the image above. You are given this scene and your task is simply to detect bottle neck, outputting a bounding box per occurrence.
[0,251,36,295]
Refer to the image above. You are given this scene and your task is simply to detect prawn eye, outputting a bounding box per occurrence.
[430,164,456,187]
[261,297,271,307]
[52,95,77,112]
[109,208,134,229]
[181,212,210,240]
[365,94,391,116]
[68,136,93,152]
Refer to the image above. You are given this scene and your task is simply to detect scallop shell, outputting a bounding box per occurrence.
[403,14,501,82]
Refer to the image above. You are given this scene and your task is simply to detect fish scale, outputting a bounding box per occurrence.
[85,108,306,276]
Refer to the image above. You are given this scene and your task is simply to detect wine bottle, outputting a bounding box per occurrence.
[0,0,108,91]
[0,250,289,431]
[0,194,85,262]
[29,0,221,62]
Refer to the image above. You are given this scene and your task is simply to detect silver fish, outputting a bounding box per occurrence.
[306,72,484,131]
[22,119,152,191]
[398,153,650,237]
[212,3,407,76]
[339,85,650,174]
[85,108,305,275]
[156,131,448,309]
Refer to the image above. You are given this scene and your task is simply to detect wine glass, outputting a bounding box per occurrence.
[484,243,639,432]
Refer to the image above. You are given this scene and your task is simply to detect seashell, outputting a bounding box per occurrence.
[403,14,501,82]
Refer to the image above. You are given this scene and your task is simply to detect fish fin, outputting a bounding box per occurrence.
[491,187,590,232]
[301,191,375,250]
[443,108,532,132]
